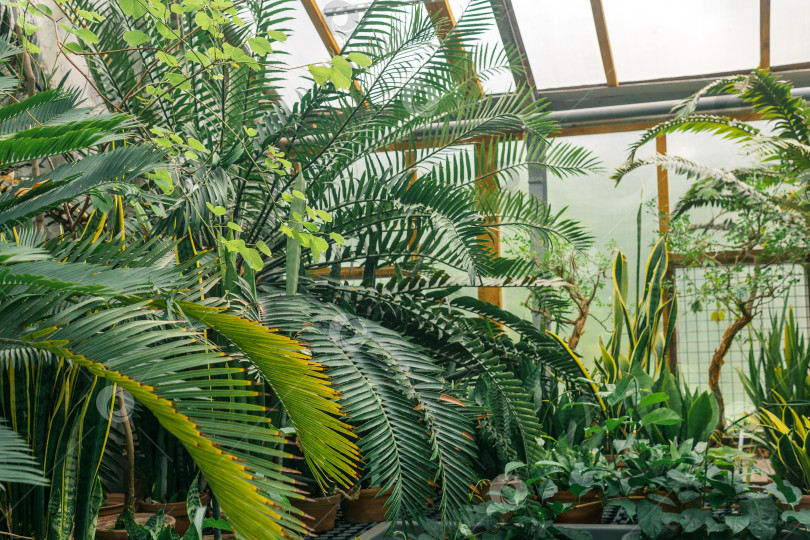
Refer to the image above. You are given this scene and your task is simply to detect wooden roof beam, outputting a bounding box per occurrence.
[589,0,618,87]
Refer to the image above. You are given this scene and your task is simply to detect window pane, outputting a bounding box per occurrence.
[603,0,759,82]
[274,2,331,106]
[512,0,606,88]
[772,0,810,65]
[546,131,658,363]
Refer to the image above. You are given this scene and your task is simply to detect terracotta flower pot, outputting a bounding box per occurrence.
[550,490,603,524]
[341,488,393,523]
[138,493,209,536]
[290,493,341,533]
[99,493,126,518]
[95,513,175,540]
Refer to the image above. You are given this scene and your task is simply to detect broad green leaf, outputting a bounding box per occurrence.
[308,65,330,87]
[74,28,98,44]
[247,36,273,56]
[226,222,242,232]
[347,52,372,67]
[636,499,662,539]
[123,30,150,46]
[267,30,287,42]
[638,392,669,409]
[117,0,147,18]
[187,138,207,153]
[256,241,272,257]
[639,408,681,427]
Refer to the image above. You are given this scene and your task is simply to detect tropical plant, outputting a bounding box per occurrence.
[740,307,810,421]
[0,420,47,489]
[588,238,677,386]
[26,0,605,530]
[613,69,810,422]
[759,407,810,493]
[513,239,613,349]
[0,50,357,540]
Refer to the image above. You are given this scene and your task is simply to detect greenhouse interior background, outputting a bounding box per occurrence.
[6,0,810,538]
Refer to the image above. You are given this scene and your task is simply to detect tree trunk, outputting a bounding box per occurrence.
[568,306,588,350]
[709,312,753,429]
[115,387,137,528]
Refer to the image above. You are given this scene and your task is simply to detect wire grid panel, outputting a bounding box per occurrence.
[674,264,810,420]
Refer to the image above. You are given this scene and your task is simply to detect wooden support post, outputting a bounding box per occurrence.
[656,135,678,373]
[476,138,502,307]
[760,0,771,69]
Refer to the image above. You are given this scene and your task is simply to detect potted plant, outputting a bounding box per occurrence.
[341,482,395,524]
[528,436,612,524]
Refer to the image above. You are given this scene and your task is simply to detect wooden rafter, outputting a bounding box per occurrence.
[760,0,771,69]
[589,0,618,87]
[300,0,341,56]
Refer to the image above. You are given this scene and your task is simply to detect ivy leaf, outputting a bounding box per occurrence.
[156,51,179,67]
[195,11,210,28]
[740,495,778,540]
[724,515,749,535]
[187,138,207,153]
[74,28,99,44]
[148,170,174,195]
[314,209,332,222]
[330,55,353,90]
[118,0,147,18]
[347,52,372,67]
[308,65,330,87]
[636,499,662,538]
[243,248,263,271]
[256,241,272,257]
[267,30,287,42]
[247,36,273,56]
[63,41,83,53]
[205,202,227,216]
[123,30,150,46]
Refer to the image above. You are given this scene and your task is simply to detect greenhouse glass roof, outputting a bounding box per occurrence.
[279,0,810,127]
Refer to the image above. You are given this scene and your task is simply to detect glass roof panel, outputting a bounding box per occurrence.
[274,1,331,106]
[511,0,606,89]
[603,0,759,82]
[771,0,810,65]
[317,0,514,94]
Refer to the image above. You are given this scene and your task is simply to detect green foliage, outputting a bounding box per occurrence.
[740,308,810,419]
[593,238,676,385]
[0,420,47,489]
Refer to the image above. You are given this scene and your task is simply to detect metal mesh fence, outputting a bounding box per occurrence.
[674,264,810,420]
